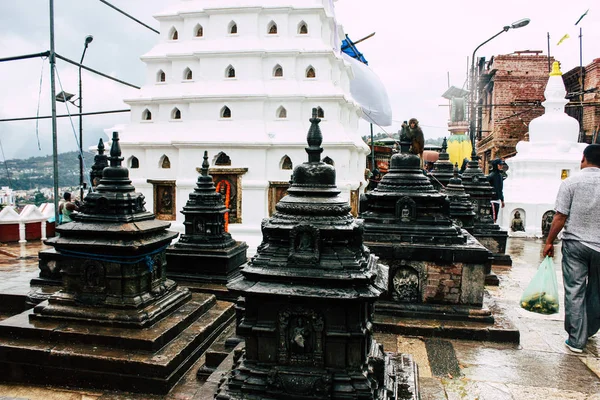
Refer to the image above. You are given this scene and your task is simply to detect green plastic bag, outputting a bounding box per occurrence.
[520,256,560,315]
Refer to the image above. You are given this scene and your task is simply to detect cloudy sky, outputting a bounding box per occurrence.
[0,0,597,161]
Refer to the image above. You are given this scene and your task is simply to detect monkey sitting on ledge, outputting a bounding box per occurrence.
[401,118,425,160]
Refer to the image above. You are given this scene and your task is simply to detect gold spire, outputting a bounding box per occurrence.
[549,61,562,77]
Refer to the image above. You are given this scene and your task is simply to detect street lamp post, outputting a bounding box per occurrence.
[469,18,530,159]
[78,35,94,201]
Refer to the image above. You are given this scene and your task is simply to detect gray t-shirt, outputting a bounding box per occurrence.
[555,167,600,252]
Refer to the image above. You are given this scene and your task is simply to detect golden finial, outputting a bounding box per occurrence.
[549,61,562,77]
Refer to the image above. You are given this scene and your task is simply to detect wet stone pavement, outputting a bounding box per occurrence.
[0,238,599,399]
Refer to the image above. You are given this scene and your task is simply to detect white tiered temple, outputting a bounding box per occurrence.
[499,61,587,237]
[117,0,373,250]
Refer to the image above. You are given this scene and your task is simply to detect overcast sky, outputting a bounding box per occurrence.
[0,0,598,161]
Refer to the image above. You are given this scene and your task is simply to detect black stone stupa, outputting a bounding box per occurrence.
[166,150,247,299]
[0,132,234,394]
[360,138,493,324]
[460,149,511,270]
[428,137,454,191]
[445,164,476,231]
[28,138,112,305]
[213,109,418,400]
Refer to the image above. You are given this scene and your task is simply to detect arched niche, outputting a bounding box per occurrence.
[273,64,283,77]
[142,109,152,121]
[129,156,140,169]
[280,155,293,170]
[322,156,334,166]
[277,106,287,119]
[214,152,232,166]
[316,106,325,119]
[171,107,181,120]
[306,66,316,78]
[157,70,166,82]
[228,21,238,35]
[226,65,236,78]
[159,155,171,169]
[169,27,178,40]
[298,21,308,35]
[220,106,231,119]
[195,24,204,37]
[183,67,193,80]
[268,21,278,34]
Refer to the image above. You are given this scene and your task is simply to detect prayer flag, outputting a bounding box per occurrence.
[556,34,570,46]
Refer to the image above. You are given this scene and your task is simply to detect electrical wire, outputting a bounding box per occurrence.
[54,66,91,192]
[35,56,47,151]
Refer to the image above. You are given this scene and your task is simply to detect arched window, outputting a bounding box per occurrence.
[228,21,238,34]
[169,27,179,40]
[214,152,231,166]
[298,21,308,34]
[221,106,231,119]
[157,70,166,82]
[172,107,181,120]
[273,64,283,77]
[226,65,236,78]
[317,106,325,119]
[142,109,152,121]
[306,66,316,78]
[280,155,293,170]
[277,106,287,119]
[184,67,193,80]
[195,24,204,37]
[129,156,140,169]
[160,155,171,169]
[268,21,278,34]
[322,156,334,166]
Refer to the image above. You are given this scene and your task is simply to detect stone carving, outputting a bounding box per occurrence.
[511,210,525,232]
[289,224,320,265]
[278,307,324,366]
[542,210,555,237]
[392,266,420,303]
[396,196,417,222]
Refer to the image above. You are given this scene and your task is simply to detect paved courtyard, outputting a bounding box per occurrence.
[0,238,599,399]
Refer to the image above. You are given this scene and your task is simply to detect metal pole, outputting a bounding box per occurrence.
[547,32,551,72]
[370,123,375,172]
[49,0,60,225]
[79,53,84,200]
[579,27,584,142]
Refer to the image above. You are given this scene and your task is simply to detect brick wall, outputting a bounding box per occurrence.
[564,58,600,142]
[476,54,552,163]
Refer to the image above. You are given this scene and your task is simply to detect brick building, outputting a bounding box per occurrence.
[475,52,553,169]
[563,58,600,144]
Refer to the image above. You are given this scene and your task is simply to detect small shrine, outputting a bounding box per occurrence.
[0,132,234,394]
[445,164,476,231]
[213,110,419,399]
[461,148,511,268]
[28,139,112,305]
[360,139,493,324]
[166,151,248,300]
[429,138,454,191]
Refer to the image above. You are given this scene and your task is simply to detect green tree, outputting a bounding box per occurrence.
[33,191,48,206]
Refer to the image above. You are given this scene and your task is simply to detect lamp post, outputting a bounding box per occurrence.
[78,35,94,201]
[469,18,530,159]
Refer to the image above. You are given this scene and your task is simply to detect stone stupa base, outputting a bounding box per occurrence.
[205,345,421,400]
[26,248,63,306]
[166,242,248,301]
[0,292,234,394]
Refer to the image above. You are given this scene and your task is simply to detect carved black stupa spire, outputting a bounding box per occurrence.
[429,137,454,191]
[217,109,408,399]
[445,163,475,230]
[89,138,108,189]
[361,136,464,244]
[166,151,247,289]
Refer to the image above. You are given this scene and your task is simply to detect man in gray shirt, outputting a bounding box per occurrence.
[544,144,600,353]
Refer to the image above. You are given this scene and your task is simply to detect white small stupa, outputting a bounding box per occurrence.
[499,61,587,236]
[115,0,385,251]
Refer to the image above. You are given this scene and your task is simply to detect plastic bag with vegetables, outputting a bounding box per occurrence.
[520,256,559,315]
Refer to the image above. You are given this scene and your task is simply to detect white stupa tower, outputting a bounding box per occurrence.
[499,61,587,236]
[116,0,374,249]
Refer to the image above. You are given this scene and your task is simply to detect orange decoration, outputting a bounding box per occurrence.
[216,180,231,232]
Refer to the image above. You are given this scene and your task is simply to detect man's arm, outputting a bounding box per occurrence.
[543,212,568,257]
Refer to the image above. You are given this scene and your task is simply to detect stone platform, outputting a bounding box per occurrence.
[0,293,234,394]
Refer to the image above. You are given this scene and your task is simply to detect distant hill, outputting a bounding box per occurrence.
[0,151,95,190]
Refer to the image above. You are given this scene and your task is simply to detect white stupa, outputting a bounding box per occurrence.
[499,61,587,237]
[116,0,388,251]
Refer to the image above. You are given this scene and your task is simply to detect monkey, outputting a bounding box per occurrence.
[401,118,424,158]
